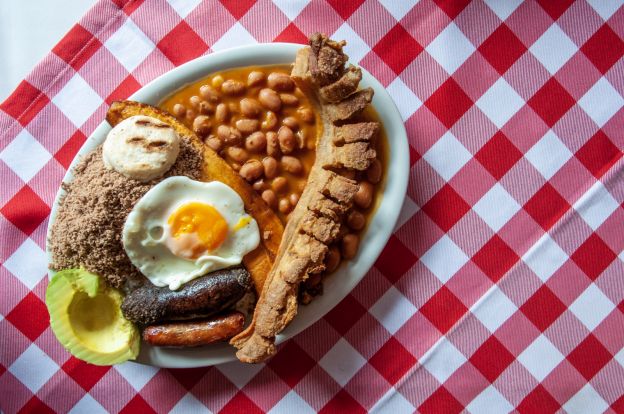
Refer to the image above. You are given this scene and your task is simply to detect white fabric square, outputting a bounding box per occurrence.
[529,24,578,75]
[332,23,369,64]
[394,196,420,231]
[170,393,212,414]
[104,19,155,73]
[52,73,103,128]
[8,344,59,393]
[0,129,51,183]
[370,286,417,334]
[69,394,108,414]
[522,234,568,282]
[422,337,467,383]
[319,338,367,387]
[423,131,472,181]
[473,183,521,232]
[524,130,573,179]
[271,0,309,20]
[373,388,415,413]
[476,78,524,128]
[211,22,257,52]
[563,384,609,414]
[217,359,264,389]
[421,235,469,283]
[569,283,615,331]
[378,0,419,20]
[3,238,48,289]
[426,23,476,75]
[269,391,315,414]
[167,0,201,18]
[586,0,624,20]
[466,385,513,414]
[471,286,517,332]
[578,77,624,127]
[483,0,523,20]
[517,334,564,381]
[615,348,624,367]
[386,77,422,121]
[573,181,619,230]
[114,361,159,391]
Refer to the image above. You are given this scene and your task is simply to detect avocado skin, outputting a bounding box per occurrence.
[121,267,251,325]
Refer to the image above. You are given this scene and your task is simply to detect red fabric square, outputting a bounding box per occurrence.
[326,0,365,20]
[18,396,54,414]
[373,25,422,75]
[54,130,87,170]
[157,21,209,67]
[425,78,473,128]
[571,234,617,281]
[0,81,49,126]
[419,387,463,414]
[62,357,111,391]
[517,384,561,414]
[106,75,142,105]
[523,183,571,231]
[420,286,468,334]
[112,0,144,15]
[581,24,624,74]
[274,23,308,44]
[375,235,417,283]
[472,235,520,283]
[469,337,515,382]
[167,367,210,390]
[567,334,612,381]
[520,285,567,331]
[52,24,102,70]
[575,130,622,179]
[410,144,421,166]
[422,184,471,232]
[120,395,157,414]
[320,390,366,414]
[220,392,263,414]
[1,186,50,236]
[478,24,527,75]
[527,78,575,127]
[268,342,316,387]
[369,337,416,385]
[475,131,523,180]
[219,0,256,19]
[536,0,574,20]
[324,295,367,335]
[612,395,624,414]
[5,293,49,341]
[432,0,471,19]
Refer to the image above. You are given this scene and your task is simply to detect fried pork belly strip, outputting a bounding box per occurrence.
[231,33,379,363]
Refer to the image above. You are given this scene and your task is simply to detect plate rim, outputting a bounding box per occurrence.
[46,42,410,368]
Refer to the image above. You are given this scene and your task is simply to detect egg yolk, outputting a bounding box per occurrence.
[167,202,228,257]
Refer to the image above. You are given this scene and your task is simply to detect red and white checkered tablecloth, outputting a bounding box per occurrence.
[1,0,623,412]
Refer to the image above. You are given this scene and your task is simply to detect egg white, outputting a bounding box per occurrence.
[123,176,260,290]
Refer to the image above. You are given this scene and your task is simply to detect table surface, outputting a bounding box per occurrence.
[1,1,623,413]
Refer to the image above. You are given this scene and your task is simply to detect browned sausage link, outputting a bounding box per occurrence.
[143,312,245,347]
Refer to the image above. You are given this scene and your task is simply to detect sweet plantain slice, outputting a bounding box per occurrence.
[106,100,283,292]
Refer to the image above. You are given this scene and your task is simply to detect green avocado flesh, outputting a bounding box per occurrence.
[46,269,140,365]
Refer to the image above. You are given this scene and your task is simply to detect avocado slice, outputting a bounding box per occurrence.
[46,269,140,365]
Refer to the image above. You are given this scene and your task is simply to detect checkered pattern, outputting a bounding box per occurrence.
[1,0,623,412]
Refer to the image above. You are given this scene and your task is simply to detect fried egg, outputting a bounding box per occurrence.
[122,176,260,290]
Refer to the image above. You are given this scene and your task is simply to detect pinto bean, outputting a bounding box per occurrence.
[289,193,300,206]
[258,88,282,112]
[206,136,222,152]
[297,107,315,123]
[267,72,294,91]
[354,182,374,209]
[262,156,278,179]
[240,98,262,118]
[272,176,288,193]
[261,111,278,130]
[266,131,280,157]
[347,211,366,230]
[236,119,260,135]
[281,156,303,174]
[280,93,299,106]
[221,79,245,95]
[217,125,242,145]
[215,103,229,123]
[200,85,220,103]
[277,126,296,154]
[325,246,341,273]
[198,100,215,114]
[261,189,277,207]
[252,179,266,191]
[245,131,267,153]
[192,115,211,137]
[341,234,359,260]
[173,103,186,117]
[247,71,265,87]
[239,159,263,182]
[282,116,298,130]
[211,75,224,89]
[189,95,202,109]
[185,109,196,121]
[367,159,382,184]
[278,198,292,214]
[227,147,249,163]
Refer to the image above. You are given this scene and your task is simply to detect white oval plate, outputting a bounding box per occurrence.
[47,43,409,368]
